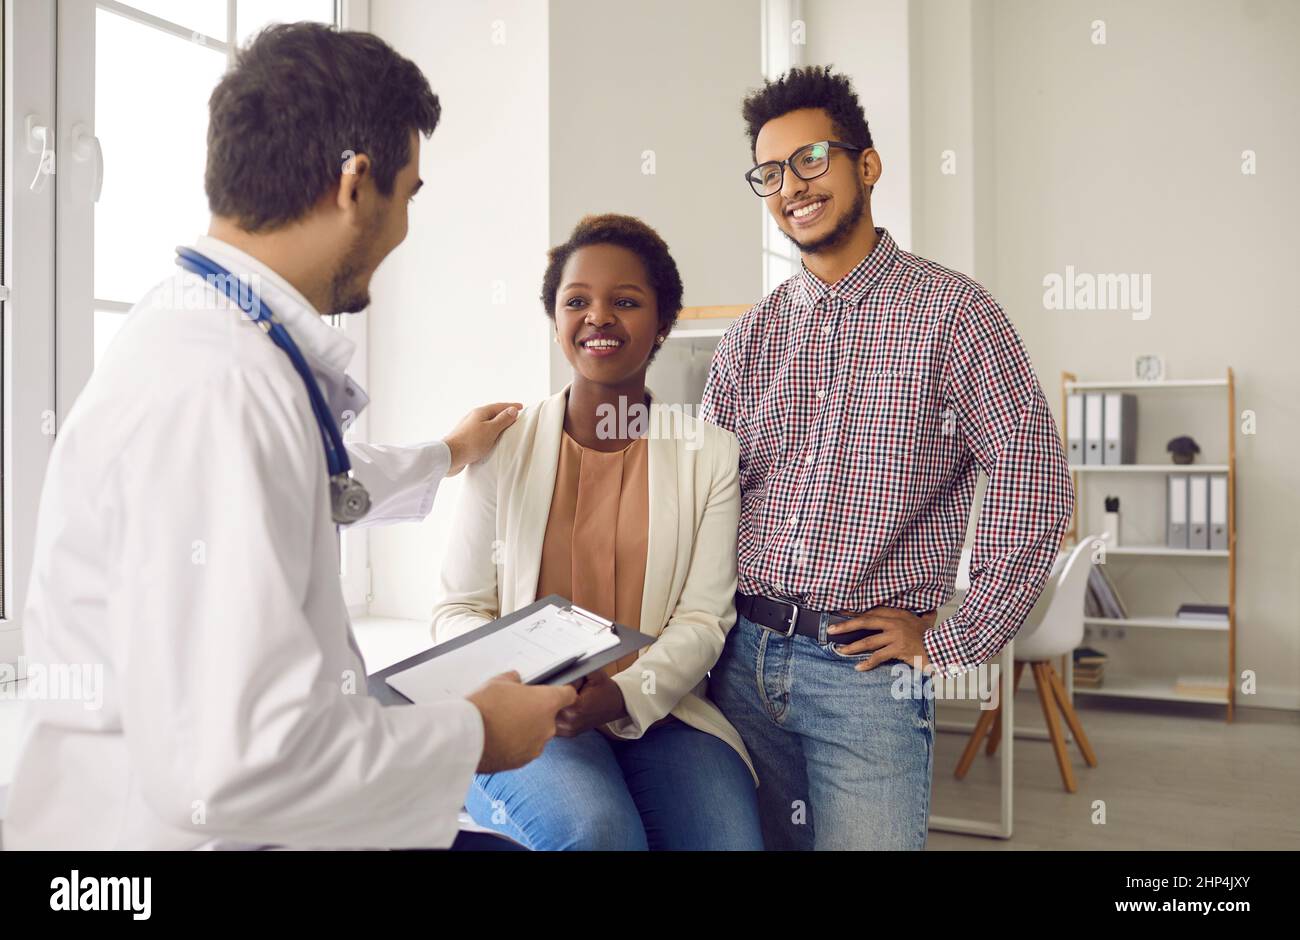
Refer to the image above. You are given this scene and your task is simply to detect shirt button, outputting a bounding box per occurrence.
[822,325,832,335]
[788,514,797,526]
[828,290,838,300]
[815,389,825,400]
[804,453,813,464]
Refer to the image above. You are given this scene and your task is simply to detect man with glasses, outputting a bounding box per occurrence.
[701,66,1075,850]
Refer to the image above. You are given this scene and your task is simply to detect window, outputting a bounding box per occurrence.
[760,0,803,294]
[1,7,7,622]
[93,0,339,361]
[3,0,59,672]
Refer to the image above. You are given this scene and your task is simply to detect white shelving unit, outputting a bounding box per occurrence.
[1061,369,1238,721]
[649,306,746,409]
[665,326,730,340]
[1083,616,1228,632]
[1074,464,1230,473]
[1101,546,1228,557]
[1070,675,1231,706]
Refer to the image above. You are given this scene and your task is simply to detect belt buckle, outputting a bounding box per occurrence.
[783,600,800,637]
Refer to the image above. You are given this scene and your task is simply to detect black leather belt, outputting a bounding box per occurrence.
[735,592,880,645]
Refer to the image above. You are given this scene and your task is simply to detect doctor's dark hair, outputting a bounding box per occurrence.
[205,22,440,233]
[540,214,683,363]
[741,65,873,160]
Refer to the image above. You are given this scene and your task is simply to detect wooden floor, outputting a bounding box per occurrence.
[927,692,1300,850]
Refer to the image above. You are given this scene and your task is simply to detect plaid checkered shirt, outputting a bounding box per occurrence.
[700,228,1075,674]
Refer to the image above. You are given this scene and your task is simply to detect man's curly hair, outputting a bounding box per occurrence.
[741,65,873,160]
[540,214,683,362]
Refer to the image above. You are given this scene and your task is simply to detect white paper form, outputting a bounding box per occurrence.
[385,603,620,703]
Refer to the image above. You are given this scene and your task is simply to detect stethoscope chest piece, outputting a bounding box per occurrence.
[331,474,372,526]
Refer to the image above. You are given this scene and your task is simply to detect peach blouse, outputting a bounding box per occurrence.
[535,429,649,678]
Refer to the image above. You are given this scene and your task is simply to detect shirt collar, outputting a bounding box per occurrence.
[796,227,899,308]
[191,234,369,424]
[193,234,358,376]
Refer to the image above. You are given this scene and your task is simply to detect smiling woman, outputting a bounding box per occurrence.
[540,214,684,453]
[429,212,762,851]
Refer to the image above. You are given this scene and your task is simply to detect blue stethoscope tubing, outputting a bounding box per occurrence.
[174,246,370,524]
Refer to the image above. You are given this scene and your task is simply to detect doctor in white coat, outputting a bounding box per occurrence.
[4,23,574,850]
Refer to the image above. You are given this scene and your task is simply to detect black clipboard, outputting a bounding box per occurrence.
[366,594,653,706]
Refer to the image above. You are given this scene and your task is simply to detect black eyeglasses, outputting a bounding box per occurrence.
[744,140,864,197]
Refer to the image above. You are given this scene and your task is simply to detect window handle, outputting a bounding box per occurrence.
[25,115,56,194]
[72,124,104,202]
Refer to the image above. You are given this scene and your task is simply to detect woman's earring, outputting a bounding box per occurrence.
[656,335,665,345]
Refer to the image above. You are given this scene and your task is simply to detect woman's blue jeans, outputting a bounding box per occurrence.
[465,719,762,851]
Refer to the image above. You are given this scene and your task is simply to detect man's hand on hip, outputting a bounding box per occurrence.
[827,606,938,673]
[443,401,523,477]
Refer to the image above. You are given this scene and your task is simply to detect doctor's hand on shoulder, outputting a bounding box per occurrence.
[444,402,525,477]
[467,672,577,773]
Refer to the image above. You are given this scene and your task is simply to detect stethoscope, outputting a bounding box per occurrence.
[174,247,372,526]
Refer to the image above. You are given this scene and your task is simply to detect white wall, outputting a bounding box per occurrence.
[908,0,993,277]
[804,0,913,250]
[547,0,763,395]
[366,0,551,620]
[911,0,1300,708]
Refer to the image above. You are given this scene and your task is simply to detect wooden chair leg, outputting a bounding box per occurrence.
[1045,663,1098,767]
[1032,662,1076,793]
[986,661,1026,756]
[953,704,999,779]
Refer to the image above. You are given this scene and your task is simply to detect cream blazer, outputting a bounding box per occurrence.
[431,385,755,782]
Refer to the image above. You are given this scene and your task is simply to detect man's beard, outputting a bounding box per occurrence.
[327,231,377,316]
[328,255,369,315]
[781,183,867,256]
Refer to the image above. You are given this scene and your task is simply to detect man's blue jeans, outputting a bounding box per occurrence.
[465,719,763,851]
[711,613,935,850]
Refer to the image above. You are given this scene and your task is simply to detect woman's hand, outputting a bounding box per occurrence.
[555,669,628,737]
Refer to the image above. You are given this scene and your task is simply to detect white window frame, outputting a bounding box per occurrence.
[335,1,373,616]
[1,0,374,678]
[1,0,58,677]
[760,0,803,295]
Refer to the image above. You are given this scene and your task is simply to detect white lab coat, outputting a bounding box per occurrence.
[4,236,483,850]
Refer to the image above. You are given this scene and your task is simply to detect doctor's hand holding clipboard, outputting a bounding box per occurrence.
[467,673,578,771]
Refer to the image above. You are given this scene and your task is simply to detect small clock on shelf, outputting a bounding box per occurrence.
[1134,354,1165,382]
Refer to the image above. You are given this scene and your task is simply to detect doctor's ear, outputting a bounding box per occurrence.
[336,151,373,209]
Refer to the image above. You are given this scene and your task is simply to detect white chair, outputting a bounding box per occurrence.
[954,535,1100,793]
